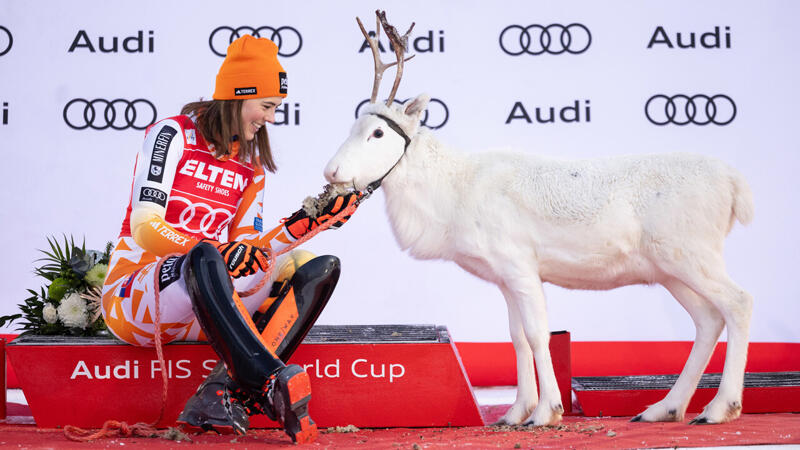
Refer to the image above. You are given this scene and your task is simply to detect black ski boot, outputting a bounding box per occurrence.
[177,361,249,435]
[268,364,317,444]
[177,362,318,443]
[180,242,320,443]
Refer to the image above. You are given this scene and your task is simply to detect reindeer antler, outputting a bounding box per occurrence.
[357,10,415,105]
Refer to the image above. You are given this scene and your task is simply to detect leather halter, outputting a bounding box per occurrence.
[363,113,413,196]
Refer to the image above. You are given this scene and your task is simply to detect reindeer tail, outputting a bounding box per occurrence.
[730,168,754,226]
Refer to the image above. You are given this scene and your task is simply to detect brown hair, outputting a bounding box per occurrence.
[181,99,277,173]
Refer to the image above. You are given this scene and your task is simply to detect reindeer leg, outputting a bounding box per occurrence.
[664,257,753,424]
[686,274,752,424]
[632,277,724,422]
[506,276,563,426]
[491,288,536,425]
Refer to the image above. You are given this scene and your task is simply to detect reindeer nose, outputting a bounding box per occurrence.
[324,165,339,182]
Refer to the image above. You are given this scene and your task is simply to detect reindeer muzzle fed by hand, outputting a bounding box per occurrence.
[284,186,362,239]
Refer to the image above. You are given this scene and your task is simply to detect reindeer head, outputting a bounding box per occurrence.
[324,11,428,192]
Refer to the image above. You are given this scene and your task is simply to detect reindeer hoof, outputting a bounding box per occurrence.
[689,416,711,425]
[630,414,643,422]
[690,400,742,425]
[523,403,564,426]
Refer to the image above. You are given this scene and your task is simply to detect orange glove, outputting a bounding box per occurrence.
[284,192,361,240]
[215,241,270,278]
[317,192,360,230]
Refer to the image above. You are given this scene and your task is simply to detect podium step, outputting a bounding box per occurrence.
[6,325,483,428]
[302,324,450,343]
[573,371,800,416]
[5,324,451,346]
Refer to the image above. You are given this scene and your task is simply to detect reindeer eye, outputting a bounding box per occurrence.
[372,129,384,138]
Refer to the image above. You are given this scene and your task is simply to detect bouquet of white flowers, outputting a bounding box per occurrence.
[0,235,112,336]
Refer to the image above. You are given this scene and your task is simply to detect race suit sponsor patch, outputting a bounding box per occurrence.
[147,125,178,183]
[139,187,167,207]
[148,220,192,246]
[158,255,185,291]
[184,128,196,145]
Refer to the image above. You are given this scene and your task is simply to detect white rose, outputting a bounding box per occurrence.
[57,292,89,329]
[43,303,58,324]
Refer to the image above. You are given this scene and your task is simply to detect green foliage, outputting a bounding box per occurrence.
[0,235,113,336]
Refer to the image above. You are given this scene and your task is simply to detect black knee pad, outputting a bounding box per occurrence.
[183,241,283,393]
[256,255,340,361]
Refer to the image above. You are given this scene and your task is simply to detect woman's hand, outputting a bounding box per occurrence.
[316,192,361,229]
[284,192,361,239]
[215,241,271,278]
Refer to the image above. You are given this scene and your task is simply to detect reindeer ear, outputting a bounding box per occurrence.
[404,94,431,120]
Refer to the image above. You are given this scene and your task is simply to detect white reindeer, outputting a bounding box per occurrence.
[325,12,754,426]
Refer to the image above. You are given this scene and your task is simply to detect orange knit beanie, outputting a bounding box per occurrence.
[213,35,287,100]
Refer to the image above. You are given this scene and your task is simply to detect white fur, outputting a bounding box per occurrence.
[325,94,754,426]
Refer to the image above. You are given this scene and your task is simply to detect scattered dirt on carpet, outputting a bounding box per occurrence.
[161,427,192,442]
[490,422,606,436]
[326,424,360,433]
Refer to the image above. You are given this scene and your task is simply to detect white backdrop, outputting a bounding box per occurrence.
[1,0,799,343]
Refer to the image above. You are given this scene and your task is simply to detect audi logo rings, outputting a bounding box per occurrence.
[645,94,736,126]
[142,187,166,202]
[355,98,450,130]
[209,26,302,57]
[500,23,591,56]
[63,98,157,130]
[171,197,235,238]
[0,26,12,56]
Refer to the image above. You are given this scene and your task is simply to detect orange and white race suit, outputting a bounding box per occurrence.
[101,115,298,346]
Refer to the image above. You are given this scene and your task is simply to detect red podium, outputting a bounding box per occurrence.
[6,325,484,428]
[573,372,800,416]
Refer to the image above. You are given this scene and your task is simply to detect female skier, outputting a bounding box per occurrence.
[100,34,358,443]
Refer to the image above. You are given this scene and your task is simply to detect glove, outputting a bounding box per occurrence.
[284,192,361,240]
[316,191,360,230]
[215,241,270,278]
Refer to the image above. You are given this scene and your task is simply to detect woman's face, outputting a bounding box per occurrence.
[240,97,283,141]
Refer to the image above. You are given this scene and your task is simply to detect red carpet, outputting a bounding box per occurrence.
[1,403,798,448]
